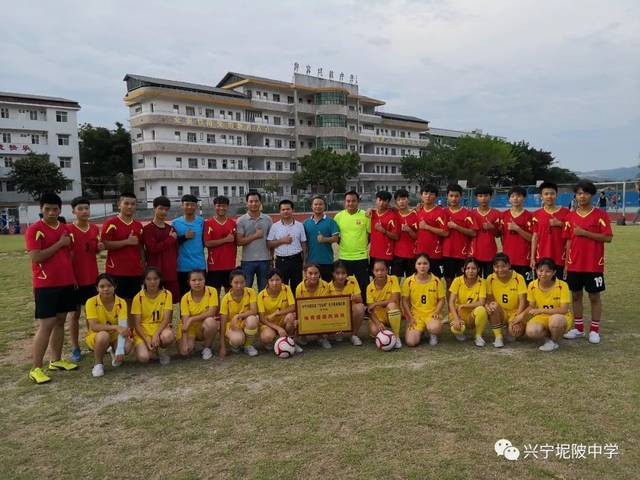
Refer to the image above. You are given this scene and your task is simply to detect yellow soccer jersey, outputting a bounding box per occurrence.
[257,285,295,315]
[85,295,127,331]
[486,271,527,312]
[180,286,219,317]
[366,275,401,304]
[220,287,257,318]
[295,279,331,298]
[130,289,173,325]
[328,275,361,297]
[449,276,486,306]
[401,274,446,317]
[527,279,571,311]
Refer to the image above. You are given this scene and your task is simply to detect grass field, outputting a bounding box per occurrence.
[1,227,638,479]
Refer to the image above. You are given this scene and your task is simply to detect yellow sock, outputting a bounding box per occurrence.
[387,309,402,338]
[451,323,466,335]
[243,327,257,347]
[492,324,503,339]
[473,306,488,338]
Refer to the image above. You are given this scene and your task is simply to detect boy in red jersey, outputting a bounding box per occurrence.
[416,183,447,278]
[66,197,103,362]
[562,181,613,344]
[442,183,478,286]
[204,196,237,294]
[530,181,570,272]
[369,190,400,274]
[470,186,501,278]
[26,193,79,384]
[142,196,179,300]
[501,186,533,283]
[101,192,144,314]
[391,189,418,279]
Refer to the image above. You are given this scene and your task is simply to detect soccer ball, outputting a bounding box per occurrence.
[375,329,397,351]
[274,336,296,358]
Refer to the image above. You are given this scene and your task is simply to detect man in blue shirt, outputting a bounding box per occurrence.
[303,196,340,282]
[172,194,206,296]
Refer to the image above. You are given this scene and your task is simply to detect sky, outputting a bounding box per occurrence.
[2,0,639,172]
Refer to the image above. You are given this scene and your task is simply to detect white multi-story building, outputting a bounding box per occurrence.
[0,92,82,203]
[123,72,432,203]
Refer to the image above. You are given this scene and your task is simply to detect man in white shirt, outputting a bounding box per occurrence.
[267,200,307,289]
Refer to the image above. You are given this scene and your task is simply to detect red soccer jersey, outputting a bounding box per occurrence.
[563,208,612,273]
[443,208,477,259]
[25,220,75,288]
[500,209,533,266]
[67,223,100,287]
[101,216,144,276]
[532,207,570,265]
[370,209,401,260]
[415,206,447,259]
[394,210,418,259]
[204,217,237,271]
[470,208,501,262]
[142,222,178,281]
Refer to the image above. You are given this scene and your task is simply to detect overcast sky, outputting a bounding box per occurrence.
[2,0,638,172]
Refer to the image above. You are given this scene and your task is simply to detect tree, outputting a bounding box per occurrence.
[401,142,457,186]
[508,141,578,185]
[79,122,132,197]
[293,149,360,193]
[451,136,515,186]
[8,153,69,200]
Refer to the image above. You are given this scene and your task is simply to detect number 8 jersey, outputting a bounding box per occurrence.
[401,274,446,318]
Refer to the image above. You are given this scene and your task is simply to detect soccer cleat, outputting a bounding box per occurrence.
[29,367,51,384]
[158,352,171,365]
[201,347,213,360]
[455,334,466,342]
[91,364,105,378]
[588,331,601,344]
[493,337,504,348]
[244,345,259,357]
[474,336,486,347]
[351,335,363,346]
[318,338,332,349]
[394,338,402,349]
[539,339,559,352]
[429,334,438,346]
[48,359,79,371]
[563,328,585,340]
[70,347,82,363]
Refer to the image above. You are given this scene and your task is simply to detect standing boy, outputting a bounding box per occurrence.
[442,184,478,286]
[204,195,237,293]
[500,186,533,283]
[173,194,206,297]
[369,191,400,274]
[530,181,570,272]
[470,186,501,278]
[392,189,418,279]
[415,184,447,278]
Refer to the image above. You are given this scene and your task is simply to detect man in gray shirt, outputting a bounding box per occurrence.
[236,191,273,291]
[267,199,307,289]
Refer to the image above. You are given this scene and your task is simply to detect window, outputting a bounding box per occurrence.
[31,134,39,144]
[231,186,237,197]
[264,138,270,147]
[151,130,156,140]
[153,157,157,168]
[57,134,70,146]
[4,158,13,167]
[207,134,216,144]
[209,186,218,197]
[6,181,15,191]
[174,131,181,141]
[255,91,261,98]
[316,114,346,127]
[290,162,297,171]
[317,137,347,150]
[187,132,196,143]
[400,131,406,138]
[227,111,232,117]
[161,186,167,196]
[307,120,312,126]
[391,130,396,137]
[190,186,199,196]
[275,161,283,171]
[236,136,242,145]
[208,159,216,169]
[238,160,243,170]
[223,186,229,196]
[176,157,182,168]
[185,106,195,116]
[299,97,303,103]
[349,105,355,111]
[150,103,154,112]
[64,180,73,191]
[401,149,405,156]
[188,158,198,169]
[239,186,245,196]
[287,96,294,104]
[56,111,68,122]
[274,116,281,126]
[29,110,38,120]
[275,139,282,148]
[2,133,10,143]
[314,92,346,105]
[205,108,215,118]
[299,119,303,125]
[221,134,226,143]
[0,108,8,118]
[137,157,144,166]
[273,94,280,102]
[177,185,183,196]
[391,166,396,174]
[246,89,252,98]
[222,159,228,169]
[391,148,396,156]
[289,140,296,149]
[266,161,271,171]
[173,104,179,114]
[236,112,241,121]
[288,118,295,127]
[264,115,269,123]
[59,157,72,168]
[219,110,225,117]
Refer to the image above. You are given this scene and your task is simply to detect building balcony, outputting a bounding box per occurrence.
[296,125,349,137]
[358,112,382,124]
[133,167,294,181]
[131,140,296,158]
[358,132,428,147]
[247,99,294,113]
[356,172,405,182]
[359,153,403,162]
[294,103,348,115]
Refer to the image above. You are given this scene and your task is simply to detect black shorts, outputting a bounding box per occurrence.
[34,285,76,319]
[341,259,370,302]
[207,270,232,293]
[391,257,415,278]
[75,284,96,306]
[512,265,534,284]
[428,257,445,278]
[317,264,334,283]
[566,271,606,293]
[477,261,493,279]
[112,275,143,300]
[442,257,465,279]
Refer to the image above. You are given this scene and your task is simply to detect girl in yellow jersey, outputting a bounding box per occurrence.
[85,273,132,378]
[366,260,402,349]
[219,269,259,358]
[328,261,364,346]
[449,257,489,346]
[402,254,446,347]
[131,267,175,365]
[485,253,528,348]
[177,270,219,360]
[295,263,332,349]
[525,258,573,352]
[258,268,298,351]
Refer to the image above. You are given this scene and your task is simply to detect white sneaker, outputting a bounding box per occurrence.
[294,343,304,354]
[244,345,258,357]
[455,334,466,342]
[539,339,559,352]
[92,363,104,378]
[351,335,363,346]
[589,331,601,344]
[318,338,332,349]
[429,334,438,346]
[474,336,486,347]
[108,346,122,367]
[158,351,171,365]
[201,347,213,360]
[493,337,504,348]
[563,328,585,340]
[394,338,402,349]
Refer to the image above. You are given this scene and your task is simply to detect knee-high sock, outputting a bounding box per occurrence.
[115,319,128,356]
[473,306,488,338]
[244,326,257,347]
[387,309,402,338]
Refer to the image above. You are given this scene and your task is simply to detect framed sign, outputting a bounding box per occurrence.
[296,295,352,335]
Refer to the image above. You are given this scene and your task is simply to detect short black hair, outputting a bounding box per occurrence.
[279,199,294,209]
[344,190,360,200]
[153,196,171,208]
[508,186,527,197]
[574,180,596,195]
[535,257,557,272]
[474,185,493,196]
[447,184,463,195]
[266,268,283,281]
[181,194,198,203]
[246,190,262,201]
[70,196,90,209]
[421,184,439,195]
[538,181,558,193]
[376,191,392,201]
[95,272,117,287]
[332,260,348,272]
[394,189,410,199]
[492,252,511,266]
[214,196,230,205]
[229,268,246,283]
[119,192,136,200]
[187,269,206,281]
[311,195,326,205]
[39,192,62,208]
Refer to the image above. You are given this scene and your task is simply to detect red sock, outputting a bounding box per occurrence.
[574,317,584,333]
[590,319,600,333]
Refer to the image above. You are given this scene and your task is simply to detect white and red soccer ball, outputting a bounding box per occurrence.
[375,329,396,351]
[274,336,296,358]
